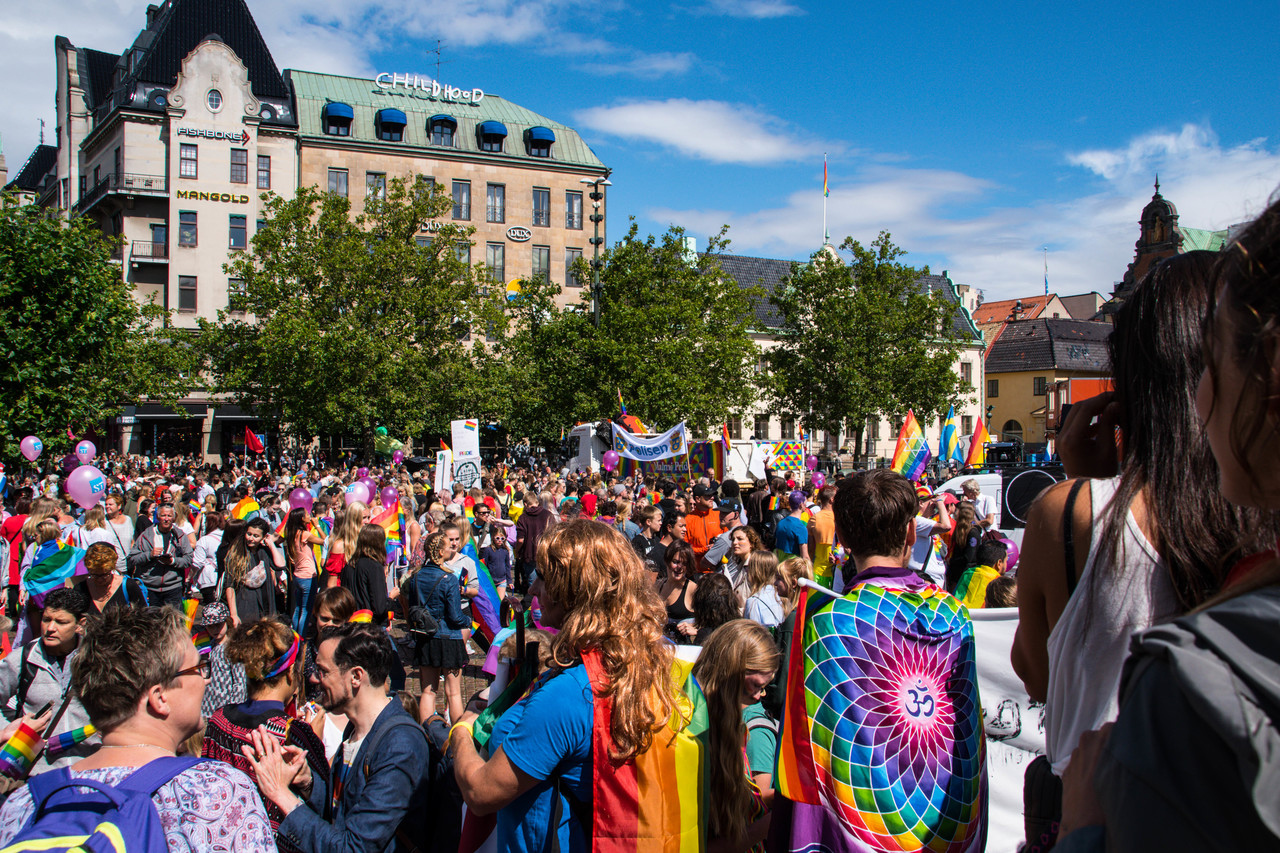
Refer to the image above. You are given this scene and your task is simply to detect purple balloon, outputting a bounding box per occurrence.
[19,436,42,462]
[998,537,1020,571]
[811,471,826,490]
[344,481,371,506]
[602,450,621,472]
[357,467,369,478]
[75,440,96,465]
[359,476,378,495]
[392,450,405,464]
[805,454,819,471]
[380,485,400,507]
[66,464,107,509]
[289,487,314,514]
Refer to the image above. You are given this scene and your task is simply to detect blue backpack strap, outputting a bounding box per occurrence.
[116,756,205,795]
[25,770,133,817]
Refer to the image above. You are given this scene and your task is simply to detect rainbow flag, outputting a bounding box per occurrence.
[772,440,805,471]
[23,541,85,596]
[231,496,260,520]
[965,418,991,468]
[823,154,829,198]
[44,724,97,759]
[464,540,502,649]
[774,585,986,853]
[181,599,199,632]
[940,405,962,465]
[349,610,373,623]
[617,389,628,416]
[890,410,931,482]
[372,503,405,567]
[0,723,41,779]
[720,422,732,452]
[187,499,203,517]
[192,629,214,656]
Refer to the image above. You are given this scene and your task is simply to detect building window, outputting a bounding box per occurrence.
[456,242,471,266]
[987,379,999,398]
[962,415,973,435]
[566,190,583,229]
[179,144,197,179]
[229,215,247,250]
[178,211,197,247]
[532,245,550,284]
[376,110,405,142]
[780,417,795,440]
[452,181,470,220]
[430,116,456,147]
[228,278,246,313]
[565,248,583,288]
[366,172,386,201]
[756,353,769,374]
[79,174,86,197]
[230,149,248,183]
[256,155,271,189]
[323,103,352,136]
[178,276,197,312]
[961,361,972,385]
[113,147,121,177]
[486,243,505,282]
[207,90,222,111]
[729,417,742,440]
[415,236,432,248]
[1033,376,1048,396]
[526,126,554,157]
[328,168,348,197]
[867,418,880,441]
[530,188,550,227]
[256,218,266,233]
[486,184,505,223]
[754,415,770,440]
[477,121,506,153]
[1002,420,1024,442]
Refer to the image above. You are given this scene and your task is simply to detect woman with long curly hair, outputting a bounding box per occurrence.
[692,619,781,853]
[449,520,683,853]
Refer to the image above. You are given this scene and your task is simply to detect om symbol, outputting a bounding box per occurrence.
[904,680,935,719]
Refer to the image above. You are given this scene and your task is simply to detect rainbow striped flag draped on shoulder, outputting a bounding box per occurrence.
[773,580,986,853]
[23,541,85,596]
[463,539,502,650]
[890,411,931,482]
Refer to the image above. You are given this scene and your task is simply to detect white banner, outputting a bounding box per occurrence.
[450,418,481,460]
[612,421,689,462]
[434,449,453,493]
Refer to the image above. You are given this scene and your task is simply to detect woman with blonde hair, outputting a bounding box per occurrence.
[692,619,781,853]
[776,555,813,618]
[322,501,364,588]
[743,550,785,628]
[449,520,682,853]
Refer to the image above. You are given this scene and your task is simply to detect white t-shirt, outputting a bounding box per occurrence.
[908,516,945,584]
[969,493,998,526]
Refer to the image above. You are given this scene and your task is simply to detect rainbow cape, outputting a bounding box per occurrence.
[23,541,85,596]
[964,418,991,468]
[463,540,502,650]
[0,723,41,779]
[44,724,97,759]
[774,583,986,853]
[230,497,260,520]
[890,410,932,482]
[940,405,963,465]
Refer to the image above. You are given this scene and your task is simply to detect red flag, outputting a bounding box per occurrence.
[245,427,265,454]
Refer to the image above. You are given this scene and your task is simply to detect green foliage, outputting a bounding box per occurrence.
[202,177,506,456]
[762,232,968,451]
[497,222,761,445]
[0,196,191,458]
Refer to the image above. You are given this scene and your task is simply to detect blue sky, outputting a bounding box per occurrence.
[4,0,1279,301]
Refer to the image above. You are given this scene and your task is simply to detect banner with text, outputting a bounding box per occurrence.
[612,421,689,462]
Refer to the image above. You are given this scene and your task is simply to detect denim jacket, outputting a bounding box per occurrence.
[414,563,469,640]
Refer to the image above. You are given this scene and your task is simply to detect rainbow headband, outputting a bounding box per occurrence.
[261,632,301,679]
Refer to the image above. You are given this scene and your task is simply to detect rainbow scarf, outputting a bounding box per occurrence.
[24,540,85,596]
[262,632,301,679]
[775,584,986,853]
[0,723,42,778]
[44,724,97,759]
[231,497,260,520]
[890,410,932,482]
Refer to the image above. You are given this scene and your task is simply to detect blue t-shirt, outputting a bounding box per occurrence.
[490,663,594,853]
[774,515,807,557]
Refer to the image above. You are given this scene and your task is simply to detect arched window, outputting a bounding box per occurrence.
[477,121,507,153]
[375,109,406,142]
[525,126,554,157]
[1002,419,1024,442]
[429,115,456,147]
[322,102,353,136]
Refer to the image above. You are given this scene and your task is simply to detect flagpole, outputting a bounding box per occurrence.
[1043,246,1048,296]
[798,576,841,600]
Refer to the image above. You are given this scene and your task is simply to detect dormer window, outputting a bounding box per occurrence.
[323,102,353,136]
[525,126,554,157]
[430,115,456,147]
[477,121,507,153]
[376,109,407,142]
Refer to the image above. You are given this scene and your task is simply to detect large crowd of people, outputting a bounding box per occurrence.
[0,195,1278,851]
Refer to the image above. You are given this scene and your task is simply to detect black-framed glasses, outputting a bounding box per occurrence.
[171,659,212,681]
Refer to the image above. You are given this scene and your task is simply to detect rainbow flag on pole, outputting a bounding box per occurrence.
[940,405,962,465]
[890,410,932,482]
[23,541,85,596]
[965,418,991,468]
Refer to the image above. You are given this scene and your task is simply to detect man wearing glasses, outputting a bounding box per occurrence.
[470,503,495,550]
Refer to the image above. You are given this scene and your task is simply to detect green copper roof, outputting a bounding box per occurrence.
[287,70,605,171]
[1180,226,1227,252]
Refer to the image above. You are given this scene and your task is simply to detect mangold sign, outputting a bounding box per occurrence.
[175,190,250,203]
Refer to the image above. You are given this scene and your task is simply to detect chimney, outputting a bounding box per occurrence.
[1012,299,1024,320]
[146,4,162,27]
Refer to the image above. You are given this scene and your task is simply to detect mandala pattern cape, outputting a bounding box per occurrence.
[775,583,987,853]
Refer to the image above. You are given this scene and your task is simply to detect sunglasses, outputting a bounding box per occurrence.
[171,659,212,681]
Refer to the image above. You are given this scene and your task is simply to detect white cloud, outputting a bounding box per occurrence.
[699,0,804,18]
[576,98,822,165]
[652,123,1280,302]
[579,51,697,78]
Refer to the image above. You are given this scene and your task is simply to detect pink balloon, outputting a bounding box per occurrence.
[380,485,400,507]
[345,481,371,506]
[998,537,1020,570]
[811,471,826,489]
[289,488,314,514]
[805,455,819,471]
[19,436,42,462]
[392,450,405,464]
[75,440,96,465]
[359,476,378,495]
[602,450,621,472]
[66,464,107,509]
[357,467,369,478]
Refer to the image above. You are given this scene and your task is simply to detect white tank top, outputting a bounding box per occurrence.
[1044,477,1179,774]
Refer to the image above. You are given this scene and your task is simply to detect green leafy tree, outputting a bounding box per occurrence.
[762,232,967,454]
[0,196,192,459]
[202,177,506,460]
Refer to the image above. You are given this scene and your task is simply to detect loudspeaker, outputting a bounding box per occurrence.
[1001,466,1066,528]
[986,442,1021,466]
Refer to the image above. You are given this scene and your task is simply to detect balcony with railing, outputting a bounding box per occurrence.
[129,241,169,264]
[76,172,167,214]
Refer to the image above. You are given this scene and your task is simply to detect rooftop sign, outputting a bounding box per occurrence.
[374,74,484,105]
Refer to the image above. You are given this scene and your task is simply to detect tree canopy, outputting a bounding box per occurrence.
[0,197,191,459]
[761,232,969,453]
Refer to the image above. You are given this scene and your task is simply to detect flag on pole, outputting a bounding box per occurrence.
[823,155,829,198]
[890,411,932,482]
[617,389,628,417]
[244,427,265,454]
[440,438,451,452]
[940,405,963,465]
[965,418,991,468]
[720,422,732,452]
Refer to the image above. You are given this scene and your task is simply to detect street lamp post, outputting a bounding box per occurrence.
[580,173,612,328]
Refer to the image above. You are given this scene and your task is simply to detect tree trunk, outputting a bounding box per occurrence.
[362,423,376,466]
